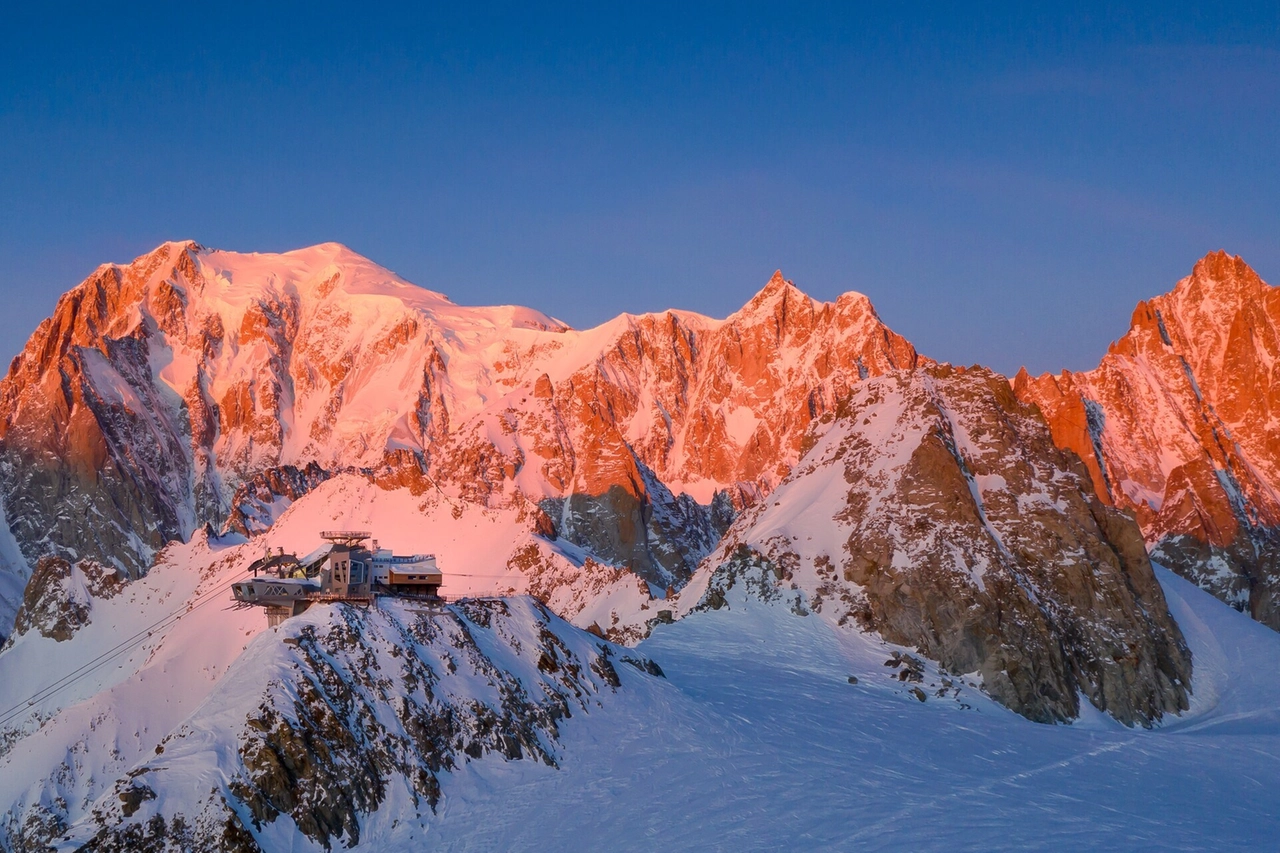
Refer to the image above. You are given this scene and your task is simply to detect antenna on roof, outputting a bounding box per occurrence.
[320,530,372,547]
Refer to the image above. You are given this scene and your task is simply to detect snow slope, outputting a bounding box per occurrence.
[0,484,1275,848]
[0,474,653,743]
[400,567,1280,852]
[0,475,657,850]
[7,545,1275,850]
[53,596,661,852]
[0,500,28,642]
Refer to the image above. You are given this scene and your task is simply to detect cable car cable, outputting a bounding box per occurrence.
[0,569,252,728]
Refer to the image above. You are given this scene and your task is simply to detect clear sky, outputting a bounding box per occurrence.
[2,2,1277,375]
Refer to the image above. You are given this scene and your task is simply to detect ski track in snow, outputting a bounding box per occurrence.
[415,567,1280,852]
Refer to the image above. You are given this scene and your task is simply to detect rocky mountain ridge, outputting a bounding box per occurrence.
[0,543,662,853]
[0,242,923,608]
[2,242,1280,848]
[1016,251,1280,629]
[0,241,1274,724]
[671,366,1191,725]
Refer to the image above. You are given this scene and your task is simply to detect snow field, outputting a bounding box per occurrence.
[419,568,1280,852]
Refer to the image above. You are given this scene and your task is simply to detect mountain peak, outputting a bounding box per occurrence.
[739,270,809,316]
[1191,249,1254,281]
[1174,250,1266,306]
[759,270,795,296]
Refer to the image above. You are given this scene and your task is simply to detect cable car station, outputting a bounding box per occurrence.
[231,531,443,627]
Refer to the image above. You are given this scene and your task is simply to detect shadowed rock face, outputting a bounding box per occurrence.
[7,557,124,646]
[1016,251,1280,630]
[541,467,737,589]
[224,462,333,537]
[710,366,1191,725]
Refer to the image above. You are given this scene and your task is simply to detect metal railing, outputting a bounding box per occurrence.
[320,530,372,542]
[436,591,525,603]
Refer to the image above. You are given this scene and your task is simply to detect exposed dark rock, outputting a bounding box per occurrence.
[223,462,333,537]
[118,783,156,818]
[692,546,798,614]
[712,367,1192,726]
[539,464,736,589]
[58,597,664,851]
[7,556,124,644]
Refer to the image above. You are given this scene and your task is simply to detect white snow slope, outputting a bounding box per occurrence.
[2,552,1276,851]
[410,567,1280,851]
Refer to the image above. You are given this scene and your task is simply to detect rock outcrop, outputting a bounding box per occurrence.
[539,463,737,588]
[224,462,334,537]
[7,556,123,645]
[692,366,1192,725]
[1016,252,1280,629]
[37,597,662,853]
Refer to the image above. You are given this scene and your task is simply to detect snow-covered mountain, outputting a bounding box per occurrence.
[1017,251,1280,629]
[2,522,1277,851]
[2,242,1279,849]
[0,523,664,852]
[0,242,922,618]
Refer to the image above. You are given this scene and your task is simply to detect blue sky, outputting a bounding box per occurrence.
[2,2,1277,374]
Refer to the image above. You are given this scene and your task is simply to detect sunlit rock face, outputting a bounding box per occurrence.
[1016,252,1280,630]
[687,365,1191,725]
[0,244,922,597]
